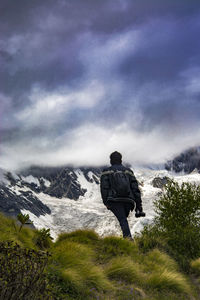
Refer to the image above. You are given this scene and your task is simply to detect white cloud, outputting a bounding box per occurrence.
[16,80,105,127]
[2,122,200,171]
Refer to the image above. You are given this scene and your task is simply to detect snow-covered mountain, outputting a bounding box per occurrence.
[1,163,200,240]
[165,146,200,173]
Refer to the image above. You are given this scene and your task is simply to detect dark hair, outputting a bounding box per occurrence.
[110,151,122,165]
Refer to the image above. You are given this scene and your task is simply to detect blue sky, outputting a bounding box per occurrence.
[1,0,200,170]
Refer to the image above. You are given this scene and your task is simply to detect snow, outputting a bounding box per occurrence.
[42,178,51,187]
[22,175,40,185]
[11,167,200,241]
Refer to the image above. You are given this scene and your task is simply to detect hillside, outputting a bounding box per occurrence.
[1,211,200,300]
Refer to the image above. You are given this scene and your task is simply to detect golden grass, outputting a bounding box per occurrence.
[144,248,179,272]
[105,256,144,284]
[147,268,191,294]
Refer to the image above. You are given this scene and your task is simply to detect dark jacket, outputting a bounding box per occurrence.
[100,164,142,211]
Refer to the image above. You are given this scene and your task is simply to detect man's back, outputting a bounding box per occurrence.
[100,163,142,210]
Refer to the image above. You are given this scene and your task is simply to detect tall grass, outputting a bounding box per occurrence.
[147,269,191,294]
[0,212,36,248]
[105,256,144,284]
[56,229,99,245]
[49,238,113,298]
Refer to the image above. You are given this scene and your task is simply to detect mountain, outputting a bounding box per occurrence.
[0,165,101,217]
[1,160,200,239]
[165,146,200,173]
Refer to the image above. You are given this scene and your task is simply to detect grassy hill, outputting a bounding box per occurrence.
[0,211,200,300]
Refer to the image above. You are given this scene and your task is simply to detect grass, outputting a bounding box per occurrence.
[147,269,191,294]
[105,256,144,284]
[0,212,200,299]
[0,212,36,248]
[191,258,200,275]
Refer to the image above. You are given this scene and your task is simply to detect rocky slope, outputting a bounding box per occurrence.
[0,166,101,218]
[165,146,200,173]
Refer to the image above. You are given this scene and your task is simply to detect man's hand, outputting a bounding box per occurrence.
[135,208,146,218]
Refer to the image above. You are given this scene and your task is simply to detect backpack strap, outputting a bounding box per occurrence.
[101,170,114,176]
[125,170,135,176]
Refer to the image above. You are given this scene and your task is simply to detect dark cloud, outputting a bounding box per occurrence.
[1,0,200,169]
[118,17,200,83]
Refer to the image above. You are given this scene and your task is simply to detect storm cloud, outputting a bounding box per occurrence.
[1,0,200,170]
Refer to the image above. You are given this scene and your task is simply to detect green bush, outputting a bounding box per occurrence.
[137,180,200,271]
[136,224,166,253]
[155,180,200,228]
[34,228,53,249]
[153,180,200,269]
[0,241,52,299]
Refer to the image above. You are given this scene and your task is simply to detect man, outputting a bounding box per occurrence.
[100,151,145,239]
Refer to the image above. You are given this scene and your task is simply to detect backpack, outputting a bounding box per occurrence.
[109,170,131,197]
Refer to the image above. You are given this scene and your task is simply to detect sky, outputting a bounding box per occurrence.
[1,0,200,170]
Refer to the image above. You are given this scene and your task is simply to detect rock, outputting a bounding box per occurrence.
[190,168,200,174]
[16,166,102,199]
[152,177,169,189]
[0,185,51,218]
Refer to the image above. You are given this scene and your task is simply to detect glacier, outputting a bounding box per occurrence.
[8,167,199,240]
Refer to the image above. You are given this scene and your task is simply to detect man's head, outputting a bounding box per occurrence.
[110,151,122,165]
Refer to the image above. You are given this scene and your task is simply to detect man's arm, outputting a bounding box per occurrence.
[126,169,142,211]
[100,171,110,207]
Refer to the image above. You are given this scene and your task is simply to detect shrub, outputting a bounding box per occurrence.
[34,228,53,249]
[153,180,200,269]
[0,241,52,299]
[135,224,166,253]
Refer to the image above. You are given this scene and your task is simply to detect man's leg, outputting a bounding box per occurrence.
[124,203,133,218]
[109,202,132,238]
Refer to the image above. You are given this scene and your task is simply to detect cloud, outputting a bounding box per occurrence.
[15,80,105,128]
[2,121,200,171]
[1,0,200,170]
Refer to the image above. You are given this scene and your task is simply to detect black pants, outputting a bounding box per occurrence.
[109,202,133,238]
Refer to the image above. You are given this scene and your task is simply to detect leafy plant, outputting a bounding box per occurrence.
[17,213,32,232]
[0,241,52,299]
[34,228,53,249]
[139,180,200,270]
